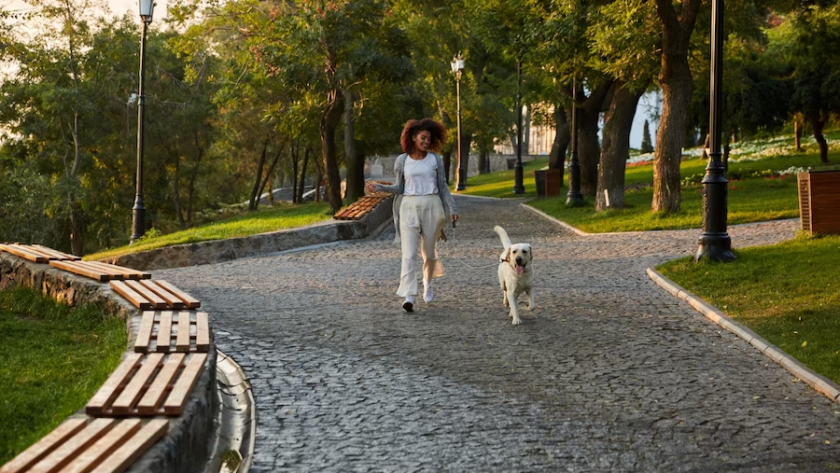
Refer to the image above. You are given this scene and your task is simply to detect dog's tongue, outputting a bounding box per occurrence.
[515,265,525,275]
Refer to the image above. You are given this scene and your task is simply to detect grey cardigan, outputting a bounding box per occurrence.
[375,153,458,244]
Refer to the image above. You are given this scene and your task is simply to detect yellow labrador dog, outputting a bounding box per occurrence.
[494,226,534,325]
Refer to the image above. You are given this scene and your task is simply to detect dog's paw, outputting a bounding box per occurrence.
[511,316,522,325]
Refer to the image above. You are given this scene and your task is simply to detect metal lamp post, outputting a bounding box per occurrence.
[696,0,735,262]
[131,0,154,244]
[566,77,583,206]
[513,59,525,194]
[451,53,466,191]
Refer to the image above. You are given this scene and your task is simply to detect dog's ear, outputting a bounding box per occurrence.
[527,245,533,258]
[502,247,511,262]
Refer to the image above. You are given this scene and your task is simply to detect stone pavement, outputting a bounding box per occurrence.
[158,197,840,472]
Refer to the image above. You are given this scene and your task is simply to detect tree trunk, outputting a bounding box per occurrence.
[794,119,803,152]
[596,82,644,211]
[343,89,365,202]
[808,114,829,163]
[652,0,701,213]
[320,90,344,212]
[442,151,452,184]
[186,131,204,225]
[69,203,84,256]
[578,80,614,197]
[549,106,570,189]
[291,141,299,204]
[256,147,283,211]
[459,133,472,183]
[523,104,531,155]
[298,146,311,202]
[249,137,269,211]
[172,150,185,228]
[478,150,490,174]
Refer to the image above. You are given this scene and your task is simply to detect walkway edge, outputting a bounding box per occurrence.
[519,203,590,236]
[646,267,840,404]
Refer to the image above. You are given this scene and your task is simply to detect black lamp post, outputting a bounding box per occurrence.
[451,53,466,191]
[513,59,525,194]
[566,77,584,206]
[696,0,735,262]
[131,0,154,244]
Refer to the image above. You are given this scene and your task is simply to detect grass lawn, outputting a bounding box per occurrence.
[0,287,126,465]
[86,202,332,260]
[516,151,833,233]
[451,158,548,198]
[656,233,840,385]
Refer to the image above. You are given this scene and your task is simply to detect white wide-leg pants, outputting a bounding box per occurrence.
[396,195,447,297]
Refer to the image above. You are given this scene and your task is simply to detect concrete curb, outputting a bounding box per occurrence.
[646,267,840,404]
[519,203,590,236]
[453,193,505,201]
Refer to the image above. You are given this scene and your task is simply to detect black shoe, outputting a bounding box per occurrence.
[403,301,414,312]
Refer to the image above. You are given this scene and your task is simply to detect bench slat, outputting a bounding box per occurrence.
[133,312,155,353]
[138,280,186,309]
[109,281,151,310]
[33,245,80,261]
[111,354,164,414]
[49,261,109,282]
[88,419,168,473]
[124,281,167,309]
[175,312,191,352]
[29,419,114,473]
[0,244,49,263]
[136,354,184,414]
[78,261,130,280]
[155,311,173,353]
[0,418,87,473]
[153,280,200,309]
[85,261,142,280]
[57,420,141,473]
[195,312,210,352]
[86,354,143,415]
[163,354,207,415]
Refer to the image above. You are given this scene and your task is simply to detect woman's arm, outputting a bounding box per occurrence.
[436,155,457,216]
[369,156,403,194]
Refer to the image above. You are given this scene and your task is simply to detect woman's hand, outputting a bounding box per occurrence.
[365,182,378,193]
[450,214,459,223]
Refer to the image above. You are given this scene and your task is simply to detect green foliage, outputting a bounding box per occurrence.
[657,233,840,385]
[0,287,126,464]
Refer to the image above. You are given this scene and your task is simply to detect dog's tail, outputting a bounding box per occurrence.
[494,225,512,250]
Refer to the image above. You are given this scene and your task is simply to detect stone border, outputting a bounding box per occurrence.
[646,267,840,404]
[518,203,590,236]
[103,197,394,271]
[0,252,218,473]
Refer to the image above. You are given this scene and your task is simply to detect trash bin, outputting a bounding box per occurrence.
[544,169,562,197]
[506,158,516,170]
[534,169,562,198]
[534,170,546,197]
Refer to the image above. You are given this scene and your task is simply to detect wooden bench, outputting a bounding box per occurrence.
[0,244,80,264]
[85,353,207,417]
[333,191,391,221]
[109,280,200,311]
[0,418,168,473]
[48,261,151,282]
[134,311,210,353]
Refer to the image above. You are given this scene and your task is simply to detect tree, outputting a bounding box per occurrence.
[641,120,654,153]
[651,0,702,214]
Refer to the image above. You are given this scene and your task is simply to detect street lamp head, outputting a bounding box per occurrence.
[139,0,155,23]
[450,53,464,74]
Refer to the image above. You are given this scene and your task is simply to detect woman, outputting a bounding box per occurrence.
[366,118,459,312]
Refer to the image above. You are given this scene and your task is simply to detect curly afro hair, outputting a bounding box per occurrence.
[400,118,447,154]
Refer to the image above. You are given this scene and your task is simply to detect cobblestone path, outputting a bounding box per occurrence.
[159,197,840,472]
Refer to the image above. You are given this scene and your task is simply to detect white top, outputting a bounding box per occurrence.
[403,153,439,196]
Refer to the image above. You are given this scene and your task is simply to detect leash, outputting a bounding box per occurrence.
[438,221,499,270]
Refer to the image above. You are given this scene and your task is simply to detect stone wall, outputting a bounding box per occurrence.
[0,253,217,473]
[104,196,394,271]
